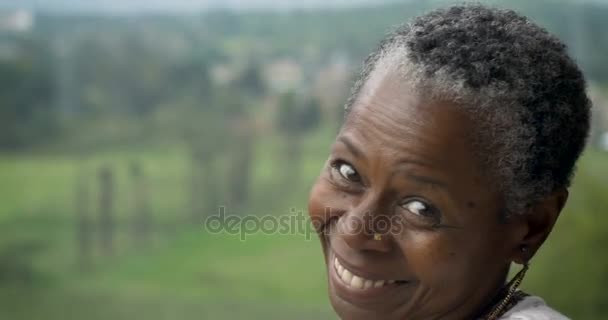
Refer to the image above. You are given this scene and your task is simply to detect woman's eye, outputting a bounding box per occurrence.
[401,200,436,218]
[334,162,361,182]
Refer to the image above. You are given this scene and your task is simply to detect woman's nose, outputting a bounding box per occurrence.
[336,201,393,253]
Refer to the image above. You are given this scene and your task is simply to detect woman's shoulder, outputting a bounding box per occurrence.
[500,295,570,320]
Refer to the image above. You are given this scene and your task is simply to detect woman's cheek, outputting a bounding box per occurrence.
[397,231,461,280]
[308,179,350,232]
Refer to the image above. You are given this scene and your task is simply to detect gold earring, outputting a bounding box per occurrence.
[373,233,382,241]
[486,263,529,320]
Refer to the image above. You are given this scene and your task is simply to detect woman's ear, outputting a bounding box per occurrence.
[510,188,569,264]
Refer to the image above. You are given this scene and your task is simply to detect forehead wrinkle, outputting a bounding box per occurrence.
[343,68,474,175]
[341,128,444,182]
[347,102,443,166]
[349,89,435,137]
[350,71,440,140]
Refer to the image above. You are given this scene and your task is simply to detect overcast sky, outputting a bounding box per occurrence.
[0,0,606,13]
[0,0,394,13]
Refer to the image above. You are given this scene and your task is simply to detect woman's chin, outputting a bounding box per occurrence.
[326,250,414,320]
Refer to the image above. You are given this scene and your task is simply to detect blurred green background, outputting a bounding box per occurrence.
[0,0,607,319]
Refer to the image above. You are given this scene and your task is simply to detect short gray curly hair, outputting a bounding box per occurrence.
[345,4,591,215]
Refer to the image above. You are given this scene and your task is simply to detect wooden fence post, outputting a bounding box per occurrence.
[98,165,115,256]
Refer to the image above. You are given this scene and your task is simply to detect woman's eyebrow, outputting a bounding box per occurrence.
[390,165,450,191]
[405,173,449,190]
[336,136,449,190]
[337,136,365,159]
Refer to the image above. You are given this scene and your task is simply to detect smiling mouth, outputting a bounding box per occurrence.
[333,257,407,290]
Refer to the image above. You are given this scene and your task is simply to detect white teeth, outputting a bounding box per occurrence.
[342,269,353,284]
[334,257,397,290]
[334,258,345,276]
[373,280,385,288]
[351,275,364,289]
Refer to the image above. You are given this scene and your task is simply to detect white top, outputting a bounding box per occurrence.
[500,296,569,320]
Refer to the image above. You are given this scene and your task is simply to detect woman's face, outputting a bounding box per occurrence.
[308,70,525,320]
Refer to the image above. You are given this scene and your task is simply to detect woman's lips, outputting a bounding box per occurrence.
[329,251,411,306]
[334,257,398,289]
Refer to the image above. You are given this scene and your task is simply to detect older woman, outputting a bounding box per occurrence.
[308,4,590,320]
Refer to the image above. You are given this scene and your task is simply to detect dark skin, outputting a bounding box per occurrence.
[307,69,568,320]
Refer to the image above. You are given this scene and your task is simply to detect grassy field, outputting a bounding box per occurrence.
[0,130,606,319]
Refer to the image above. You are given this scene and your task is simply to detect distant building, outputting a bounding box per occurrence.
[600,132,608,152]
[263,59,303,93]
[211,64,237,86]
[0,9,34,32]
[313,55,352,110]
[589,85,608,151]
